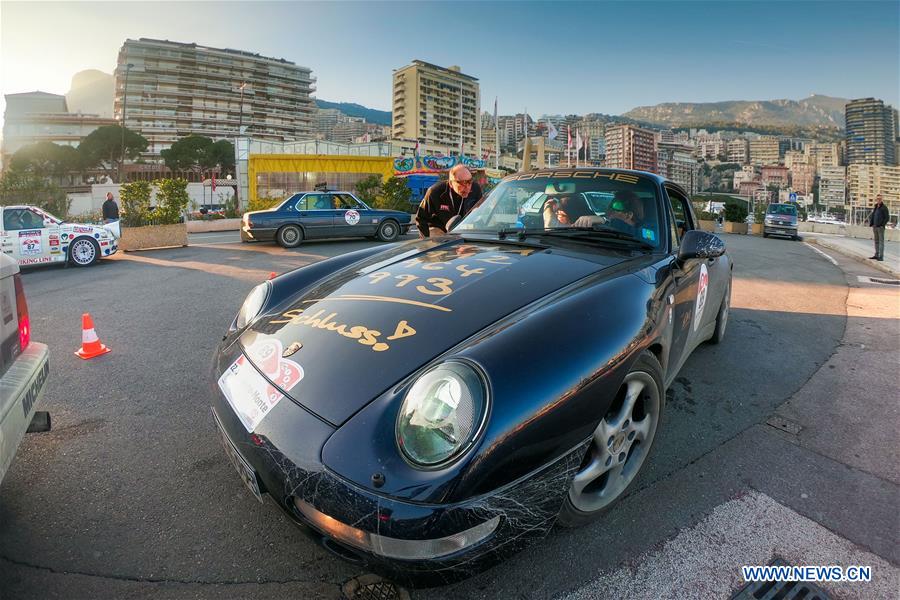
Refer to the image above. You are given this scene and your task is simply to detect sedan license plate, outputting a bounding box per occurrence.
[212,410,263,502]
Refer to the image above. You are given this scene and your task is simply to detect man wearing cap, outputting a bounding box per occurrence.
[867,194,889,261]
[415,164,483,238]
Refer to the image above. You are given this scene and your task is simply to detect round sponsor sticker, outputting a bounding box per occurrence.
[344,209,360,226]
[693,263,709,331]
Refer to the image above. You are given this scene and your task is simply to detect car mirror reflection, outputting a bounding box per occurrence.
[677,230,725,261]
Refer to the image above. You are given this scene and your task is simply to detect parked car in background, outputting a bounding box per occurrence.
[213,168,732,584]
[763,203,800,240]
[240,191,413,247]
[1,205,120,267]
[0,253,49,484]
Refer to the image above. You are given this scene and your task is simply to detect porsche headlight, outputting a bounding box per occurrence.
[234,282,270,330]
[397,361,488,467]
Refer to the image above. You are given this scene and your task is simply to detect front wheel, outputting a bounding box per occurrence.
[376,220,400,242]
[557,351,664,527]
[69,237,100,267]
[277,225,303,248]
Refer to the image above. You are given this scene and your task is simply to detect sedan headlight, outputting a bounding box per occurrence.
[397,361,489,467]
[234,282,270,330]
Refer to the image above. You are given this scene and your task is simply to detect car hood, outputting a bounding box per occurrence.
[239,238,628,425]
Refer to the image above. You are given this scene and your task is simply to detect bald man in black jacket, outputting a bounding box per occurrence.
[415,165,483,237]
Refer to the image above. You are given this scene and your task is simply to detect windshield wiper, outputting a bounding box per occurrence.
[497,226,528,241]
[532,226,655,250]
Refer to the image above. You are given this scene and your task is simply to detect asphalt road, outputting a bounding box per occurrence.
[1,232,894,599]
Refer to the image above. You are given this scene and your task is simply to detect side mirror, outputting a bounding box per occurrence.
[445,215,462,231]
[677,229,725,261]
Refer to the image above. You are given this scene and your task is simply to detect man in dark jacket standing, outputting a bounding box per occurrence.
[867,194,889,261]
[102,192,120,223]
[415,165,482,237]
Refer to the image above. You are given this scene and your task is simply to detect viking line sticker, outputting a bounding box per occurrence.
[344,210,360,225]
[693,263,709,332]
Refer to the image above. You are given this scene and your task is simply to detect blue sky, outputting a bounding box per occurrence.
[1,1,898,121]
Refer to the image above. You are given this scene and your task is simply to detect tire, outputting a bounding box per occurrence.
[276,225,303,248]
[69,237,100,267]
[376,220,400,242]
[708,277,731,345]
[557,351,664,527]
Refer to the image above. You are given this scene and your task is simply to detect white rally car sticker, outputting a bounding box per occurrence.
[344,209,360,226]
[18,230,42,256]
[693,263,709,332]
[217,339,304,433]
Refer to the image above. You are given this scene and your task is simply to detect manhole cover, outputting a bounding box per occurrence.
[766,415,802,435]
[731,559,834,600]
[342,574,410,600]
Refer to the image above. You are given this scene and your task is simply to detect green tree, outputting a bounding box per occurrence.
[160,136,234,176]
[119,180,152,227]
[373,176,412,212]
[78,125,148,181]
[724,202,748,223]
[0,169,70,216]
[154,178,190,225]
[9,142,81,178]
[354,174,382,205]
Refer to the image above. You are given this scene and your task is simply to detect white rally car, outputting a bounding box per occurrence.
[0,205,120,268]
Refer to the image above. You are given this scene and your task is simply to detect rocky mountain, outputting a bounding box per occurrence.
[66,70,114,117]
[315,99,391,126]
[622,95,848,130]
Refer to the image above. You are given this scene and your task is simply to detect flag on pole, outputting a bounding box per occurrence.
[493,97,498,126]
[567,126,572,167]
[576,129,584,152]
[211,173,216,192]
[547,120,558,141]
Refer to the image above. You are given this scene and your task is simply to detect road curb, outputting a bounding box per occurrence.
[806,237,899,278]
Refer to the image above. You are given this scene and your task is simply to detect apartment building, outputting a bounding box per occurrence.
[115,38,316,158]
[604,124,656,172]
[845,97,897,166]
[789,163,816,195]
[1,92,117,168]
[847,163,899,216]
[727,138,750,165]
[818,166,846,211]
[391,60,480,155]
[806,142,840,169]
[657,143,699,194]
[760,165,789,188]
[749,136,780,165]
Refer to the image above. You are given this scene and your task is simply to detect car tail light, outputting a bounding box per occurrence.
[13,273,30,351]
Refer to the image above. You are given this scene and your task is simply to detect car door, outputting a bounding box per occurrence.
[332,193,377,237]
[662,186,710,375]
[298,193,339,239]
[2,208,53,267]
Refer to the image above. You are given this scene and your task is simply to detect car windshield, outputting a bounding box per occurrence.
[766,204,797,216]
[454,171,663,249]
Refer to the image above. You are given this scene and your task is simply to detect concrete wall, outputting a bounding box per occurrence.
[67,183,235,216]
[799,222,900,242]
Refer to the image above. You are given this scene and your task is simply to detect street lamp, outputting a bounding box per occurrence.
[118,62,134,183]
[235,82,247,209]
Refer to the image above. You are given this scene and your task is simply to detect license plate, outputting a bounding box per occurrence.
[212,410,263,502]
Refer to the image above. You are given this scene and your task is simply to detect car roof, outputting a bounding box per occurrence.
[2,205,42,210]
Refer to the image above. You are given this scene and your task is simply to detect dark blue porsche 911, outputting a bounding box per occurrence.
[213,168,732,586]
[240,190,413,247]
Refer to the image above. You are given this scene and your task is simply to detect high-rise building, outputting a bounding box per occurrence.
[749,136,780,165]
[845,97,897,166]
[727,138,750,165]
[391,60,480,155]
[784,150,809,170]
[316,108,344,140]
[2,91,116,168]
[818,166,846,211]
[847,163,899,219]
[604,124,656,172]
[657,142,699,194]
[332,118,368,144]
[806,142,840,169]
[790,163,816,195]
[114,38,315,159]
[760,165,789,189]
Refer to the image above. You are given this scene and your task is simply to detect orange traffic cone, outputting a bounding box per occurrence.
[268,272,277,280]
[75,313,111,359]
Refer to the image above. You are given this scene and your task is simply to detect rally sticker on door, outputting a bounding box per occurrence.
[345,210,360,225]
[218,339,304,432]
[19,230,42,256]
[693,263,709,332]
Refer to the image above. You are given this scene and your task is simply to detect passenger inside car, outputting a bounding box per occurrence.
[543,194,594,228]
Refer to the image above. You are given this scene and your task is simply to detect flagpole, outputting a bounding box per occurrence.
[494,96,499,170]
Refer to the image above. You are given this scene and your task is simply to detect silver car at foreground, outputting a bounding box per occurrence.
[0,253,49,484]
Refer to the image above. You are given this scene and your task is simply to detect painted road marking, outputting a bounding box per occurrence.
[803,242,839,266]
